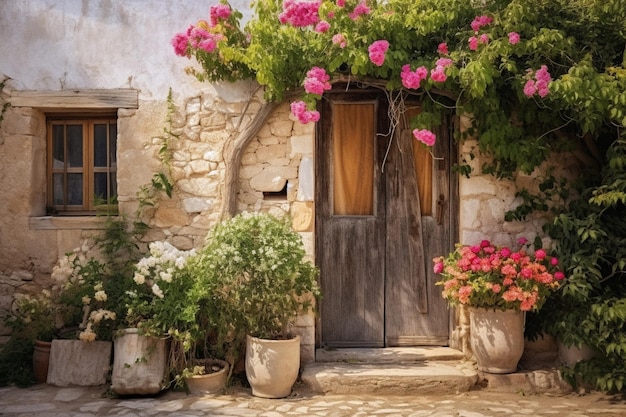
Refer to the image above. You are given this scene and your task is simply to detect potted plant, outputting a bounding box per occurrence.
[112,240,207,395]
[433,237,564,373]
[4,291,59,384]
[190,212,320,398]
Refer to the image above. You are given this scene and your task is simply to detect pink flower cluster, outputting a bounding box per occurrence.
[471,15,493,32]
[508,32,520,45]
[332,33,347,48]
[523,65,552,98]
[434,239,564,312]
[303,66,331,95]
[209,4,232,26]
[413,129,437,146]
[401,65,428,89]
[349,0,371,20]
[368,40,389,66]
[279,0,321,27]
[437,42,448,55]
[468,33,489,51]
[291,101,320,124]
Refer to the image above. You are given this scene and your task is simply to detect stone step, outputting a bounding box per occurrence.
[300,347,572,395]
[300,361,478,395]
[302,347,476,395]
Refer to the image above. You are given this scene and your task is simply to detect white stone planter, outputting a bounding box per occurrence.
[47,340,112,386]
[111,328,169,395]
[470,307,525,374]
[245,335,300,398]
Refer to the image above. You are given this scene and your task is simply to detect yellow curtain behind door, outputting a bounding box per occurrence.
[333,103,375,215]
[405,106,433,216]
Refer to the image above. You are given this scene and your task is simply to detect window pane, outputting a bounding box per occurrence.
[94,172,108,201]
[52,125,65,168]
[53,173,64,205]
[110,172,117,198]
[67,173,83,205]
[67,125,83,168]
[110,122,117,167]
[93,124,108,167]
[332,103,375,215]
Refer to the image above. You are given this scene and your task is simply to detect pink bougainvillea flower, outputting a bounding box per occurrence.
[433,261,444,274]
[524,65,552,98]
[171,32,190,57]
[303,66,331,95]
[435,57,453,68]
[209,4,232,26]
[291,101,320,124]
[518,237,528,245]
[349,0,371,20]
[468,36,479,51]
[508,32,520,45]
[315,20,330,33]
[550,257,559,266]
[437,42,448,55]
[400,64,428,89]
[332,33,347,48]
[336,0,345,7]
[413,129,436,146]
[471,15,493,32]
[368,40,389,66]
[279,0,321,27]
[430,66,447,83]
[479,33,489,44]
[554,271,565,280]
[534,249,546,260]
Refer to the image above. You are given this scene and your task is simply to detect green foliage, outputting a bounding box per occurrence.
[529,138,626,392]
[188,212,320,370]
[0,336,35,387]
[176,0,626,176]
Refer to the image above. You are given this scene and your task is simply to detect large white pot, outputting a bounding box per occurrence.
[245,335,300,398]
[469,307,525,374]
[558,341,595,367]
[111,328,169,395]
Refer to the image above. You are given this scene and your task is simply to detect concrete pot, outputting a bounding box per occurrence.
[245,335,300,398]
[111,328,169,395]
[469,308,525,374]
[558,341,595,367]
[47,340,112,386]
[185,359,229,395]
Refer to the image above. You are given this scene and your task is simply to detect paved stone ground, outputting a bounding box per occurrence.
[0,383,625,417]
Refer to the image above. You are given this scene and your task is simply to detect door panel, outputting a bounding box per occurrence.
[316,88,453,347]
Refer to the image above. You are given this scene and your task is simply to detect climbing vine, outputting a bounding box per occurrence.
[173,0,626,176]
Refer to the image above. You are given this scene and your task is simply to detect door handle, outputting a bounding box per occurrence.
[436,194,446,225]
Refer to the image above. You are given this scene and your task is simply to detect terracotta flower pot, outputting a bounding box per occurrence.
[185,359,229,395]
[33,340,52,384]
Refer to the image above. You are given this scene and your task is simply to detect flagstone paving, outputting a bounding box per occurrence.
[0,383,625,417]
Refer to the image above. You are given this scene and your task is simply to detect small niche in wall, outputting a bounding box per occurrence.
[262,182,288,200]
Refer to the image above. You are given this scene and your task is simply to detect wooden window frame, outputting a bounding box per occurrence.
[46,115,117,215]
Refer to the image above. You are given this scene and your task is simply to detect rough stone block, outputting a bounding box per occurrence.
[47,340,112,386]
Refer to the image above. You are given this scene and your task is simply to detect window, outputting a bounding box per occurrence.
[47,116,117,214]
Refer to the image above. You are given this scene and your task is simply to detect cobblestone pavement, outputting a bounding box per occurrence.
[0,383,625,417]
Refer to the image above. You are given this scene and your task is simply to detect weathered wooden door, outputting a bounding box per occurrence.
[316,88,455,347]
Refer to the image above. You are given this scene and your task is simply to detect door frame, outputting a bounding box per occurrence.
[313,85,459,349]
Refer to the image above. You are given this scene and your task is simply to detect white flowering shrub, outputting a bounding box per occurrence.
[124,241,199,340]
[188,212,320,366]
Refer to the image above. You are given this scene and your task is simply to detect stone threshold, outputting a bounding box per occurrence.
[300,347,572,396]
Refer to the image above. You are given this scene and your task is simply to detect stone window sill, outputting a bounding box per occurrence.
[29,216,111,230]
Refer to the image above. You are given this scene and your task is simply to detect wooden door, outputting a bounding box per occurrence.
[316,88,455,347]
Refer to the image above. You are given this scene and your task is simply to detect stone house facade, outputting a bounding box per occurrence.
[0,1,563,361]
